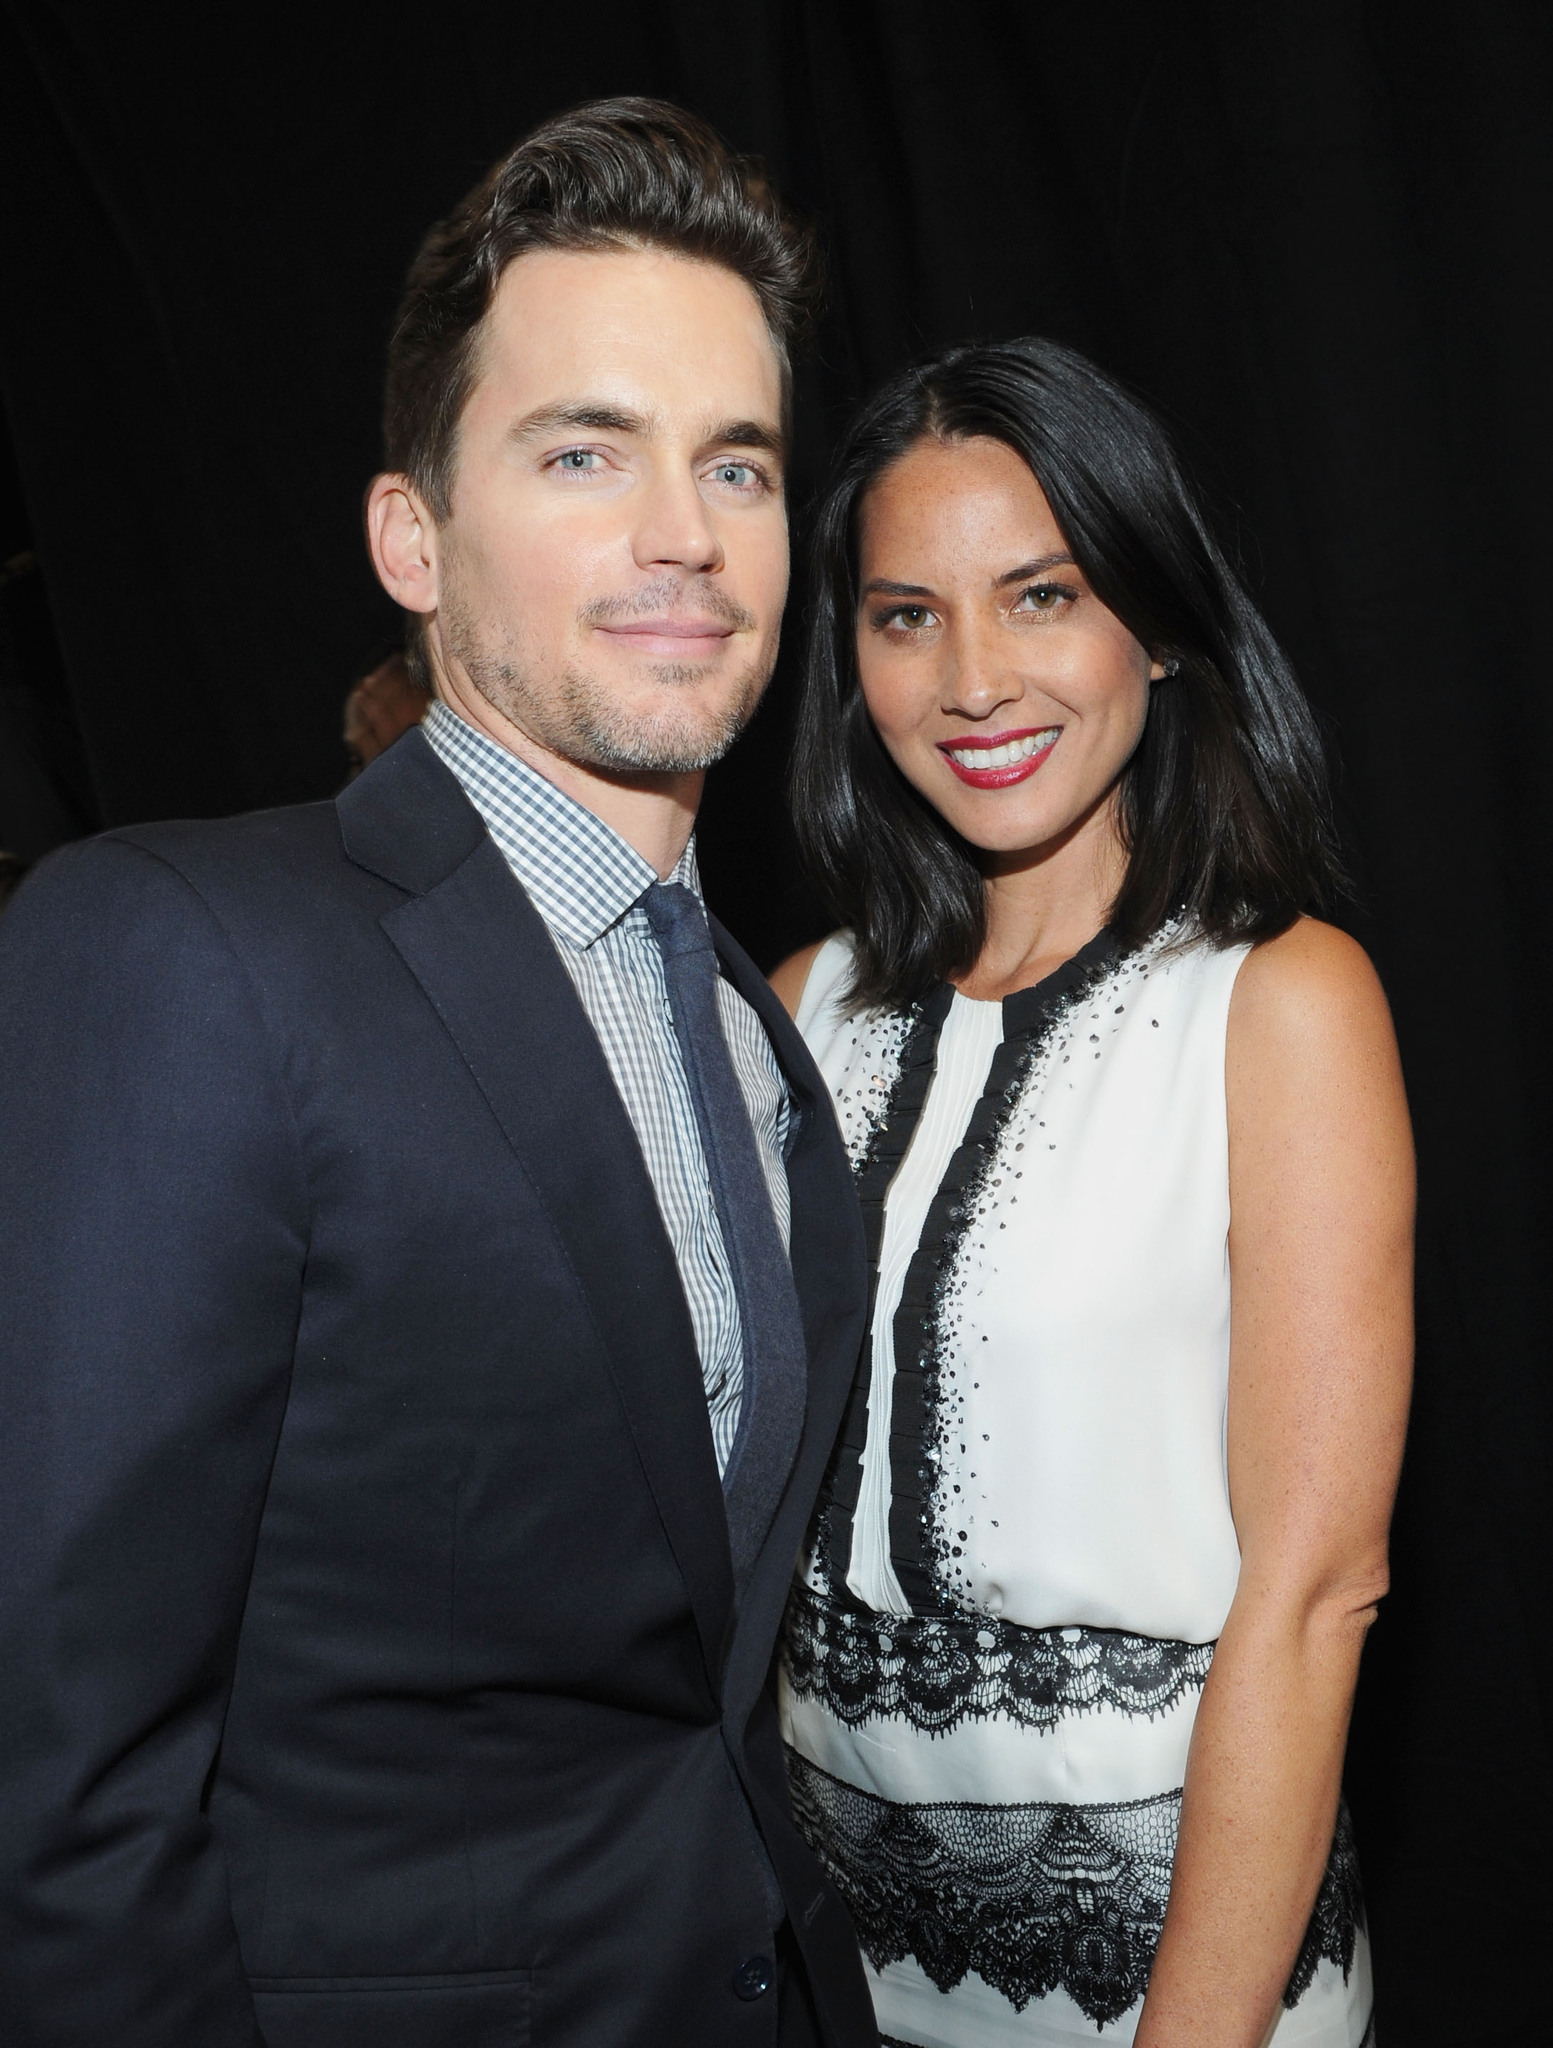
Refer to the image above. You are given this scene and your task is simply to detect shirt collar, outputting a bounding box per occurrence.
[422,698,700,949]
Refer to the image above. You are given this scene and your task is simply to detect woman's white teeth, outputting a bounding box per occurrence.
[949,729,1058,769]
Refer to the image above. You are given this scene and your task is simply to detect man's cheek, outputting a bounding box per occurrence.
[516,544,590,617]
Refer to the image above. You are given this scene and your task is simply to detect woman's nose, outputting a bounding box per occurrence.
[939,617,1026,720]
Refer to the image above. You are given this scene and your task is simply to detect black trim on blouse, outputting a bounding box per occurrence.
[810,984,953,1593]
[888,926,1121,1608]
[880,933,1122,1613]
[812,929,1124,1610]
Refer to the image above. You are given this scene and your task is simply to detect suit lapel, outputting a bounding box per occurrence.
[339,736,735,1687]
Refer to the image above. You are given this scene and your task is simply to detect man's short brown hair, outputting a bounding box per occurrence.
[382,97,820,527]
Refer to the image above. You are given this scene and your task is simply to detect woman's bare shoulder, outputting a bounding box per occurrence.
[1229,916,1394,1054]
[1226,917,1409,1147]
[769,938,831,1021]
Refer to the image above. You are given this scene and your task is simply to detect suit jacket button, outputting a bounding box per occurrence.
[733,1954,774,2001]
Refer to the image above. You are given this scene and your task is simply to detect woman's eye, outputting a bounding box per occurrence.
[1015,583,1072,613]
[883,604,936,630]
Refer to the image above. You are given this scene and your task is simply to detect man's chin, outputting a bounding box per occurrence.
[556,672,768,777]
[566,719,742,778]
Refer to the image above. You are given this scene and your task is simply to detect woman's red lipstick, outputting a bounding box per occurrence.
[936,726,1060,789]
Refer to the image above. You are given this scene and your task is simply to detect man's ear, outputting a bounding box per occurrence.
[365,473,439,615]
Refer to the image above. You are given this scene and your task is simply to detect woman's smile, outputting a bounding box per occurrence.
[937,724,1061,787]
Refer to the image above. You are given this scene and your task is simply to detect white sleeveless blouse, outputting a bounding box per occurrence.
[779,928,1373,2048]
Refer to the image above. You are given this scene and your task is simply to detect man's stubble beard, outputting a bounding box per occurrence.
[442,584,774,776]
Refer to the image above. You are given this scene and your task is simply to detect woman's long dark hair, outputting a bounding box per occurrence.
[792,338,1346,1010]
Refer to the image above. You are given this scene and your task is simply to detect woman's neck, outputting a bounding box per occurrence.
[955,797,1126,1003]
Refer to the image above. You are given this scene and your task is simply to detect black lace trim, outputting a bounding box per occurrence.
[783,1580,1213,1733]
[888,930,1122,1609]
[786,1750,1364,2029]
[1284,1800,1366,2009]
[808,987,953,1589]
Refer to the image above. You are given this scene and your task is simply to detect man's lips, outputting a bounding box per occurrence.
[594,618,736,659]
[937,725,1061,788]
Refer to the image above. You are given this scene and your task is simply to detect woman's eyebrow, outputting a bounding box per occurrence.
[995,552,1077,585]
[860,553,1077,600]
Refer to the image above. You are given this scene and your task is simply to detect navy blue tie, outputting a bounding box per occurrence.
[642,882,808,1587]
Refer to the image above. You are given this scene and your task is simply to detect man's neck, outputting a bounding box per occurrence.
[433,670,701,880]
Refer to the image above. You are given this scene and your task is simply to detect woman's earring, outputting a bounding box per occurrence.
[1162,655,1181,677]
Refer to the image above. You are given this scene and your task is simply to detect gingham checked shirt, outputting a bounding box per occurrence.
[424,700,791,1476]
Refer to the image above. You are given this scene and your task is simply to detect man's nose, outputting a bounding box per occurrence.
[631,469,725,576]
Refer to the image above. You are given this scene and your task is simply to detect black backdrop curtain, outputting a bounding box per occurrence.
[2,4,1549,2037]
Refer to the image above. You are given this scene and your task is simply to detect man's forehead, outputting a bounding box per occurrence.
[481,246,781,377]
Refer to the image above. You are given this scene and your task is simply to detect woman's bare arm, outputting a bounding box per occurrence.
[1134,918,1414,2048]
[769,939,827,1021]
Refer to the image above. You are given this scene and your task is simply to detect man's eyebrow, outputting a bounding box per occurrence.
[510,401,652,440]
[995,552,1077,585]
[705,418,785,457]
[508,404,785,457]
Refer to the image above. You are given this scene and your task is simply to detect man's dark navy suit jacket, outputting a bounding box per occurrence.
[0,729,874,2048]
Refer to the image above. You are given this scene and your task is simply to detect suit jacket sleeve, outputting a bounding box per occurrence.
[0,838,308,2045]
